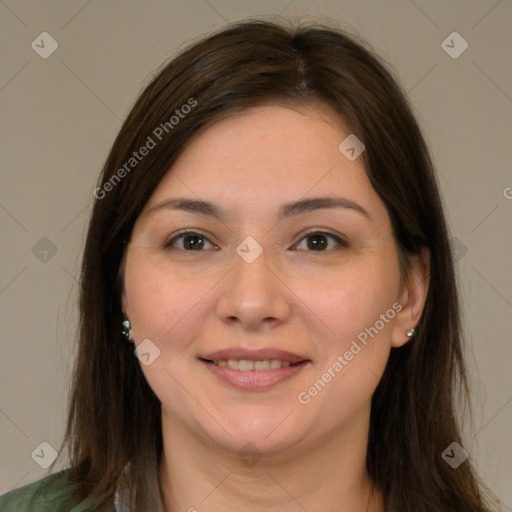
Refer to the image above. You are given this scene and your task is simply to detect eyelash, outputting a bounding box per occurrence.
[164,230,348,252]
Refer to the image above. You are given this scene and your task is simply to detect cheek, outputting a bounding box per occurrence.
[295,292,398,424]
[123,254,214,347]
[123,257,218,415]
[292,248,402,348]
[300,252,400,410]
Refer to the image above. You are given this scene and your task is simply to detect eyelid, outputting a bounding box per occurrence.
[164,229,219,249]
[163,228,348,251]
[289,229,348,250]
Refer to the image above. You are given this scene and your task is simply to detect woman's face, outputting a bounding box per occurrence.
[122,104,416,457]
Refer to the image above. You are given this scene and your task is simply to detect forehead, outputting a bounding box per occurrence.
[140,104,388,225]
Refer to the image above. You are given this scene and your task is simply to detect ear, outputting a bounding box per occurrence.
[121,299,128,318]
[121,286,129,319]
[391,249,430,348]
[119,252,129,318]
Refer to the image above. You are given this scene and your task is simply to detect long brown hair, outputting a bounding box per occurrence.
[58,19,496,511]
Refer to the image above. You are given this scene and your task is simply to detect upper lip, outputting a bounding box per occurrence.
[201,348,309,364]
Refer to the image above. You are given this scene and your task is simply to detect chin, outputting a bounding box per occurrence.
[204,409,306,455]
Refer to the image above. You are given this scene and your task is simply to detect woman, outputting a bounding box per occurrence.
[0,19,497,512]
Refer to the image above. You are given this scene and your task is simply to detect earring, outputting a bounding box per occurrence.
[122,319,133,342]
[406,328,416,337]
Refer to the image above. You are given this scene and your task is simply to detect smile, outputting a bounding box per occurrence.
[209,359,301,371]
[200,358,310,390]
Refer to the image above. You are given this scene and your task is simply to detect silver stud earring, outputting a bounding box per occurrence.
[406,328,416,337]
[122,319,133,342]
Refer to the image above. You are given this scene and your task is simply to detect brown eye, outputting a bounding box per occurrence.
[291,231,347,252]
[165,231,217,251]
[306,233,328,250]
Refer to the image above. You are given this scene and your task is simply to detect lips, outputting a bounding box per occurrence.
[201,348,308,365]
[199,348,311,391]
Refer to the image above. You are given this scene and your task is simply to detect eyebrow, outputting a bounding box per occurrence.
[146,196,371,220]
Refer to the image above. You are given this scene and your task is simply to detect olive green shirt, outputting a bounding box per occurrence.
[0,470,116,511]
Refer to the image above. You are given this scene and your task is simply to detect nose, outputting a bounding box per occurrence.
[216,243,292,331]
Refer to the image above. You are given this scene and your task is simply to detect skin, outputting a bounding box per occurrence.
[121,104,429,512]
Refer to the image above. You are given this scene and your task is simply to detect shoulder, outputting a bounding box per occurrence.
[0,470,115,512]
[0,471,77,511]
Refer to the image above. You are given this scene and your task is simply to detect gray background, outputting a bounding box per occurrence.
[1,0,511,507]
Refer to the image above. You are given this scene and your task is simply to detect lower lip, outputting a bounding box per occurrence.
[201,360,309,391]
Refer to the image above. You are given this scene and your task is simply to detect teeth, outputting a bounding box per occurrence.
[212,359,296,370]
[254,360,270,370]
[227,359,239,370]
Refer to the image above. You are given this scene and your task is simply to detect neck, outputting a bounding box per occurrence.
[158,406,383,512]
